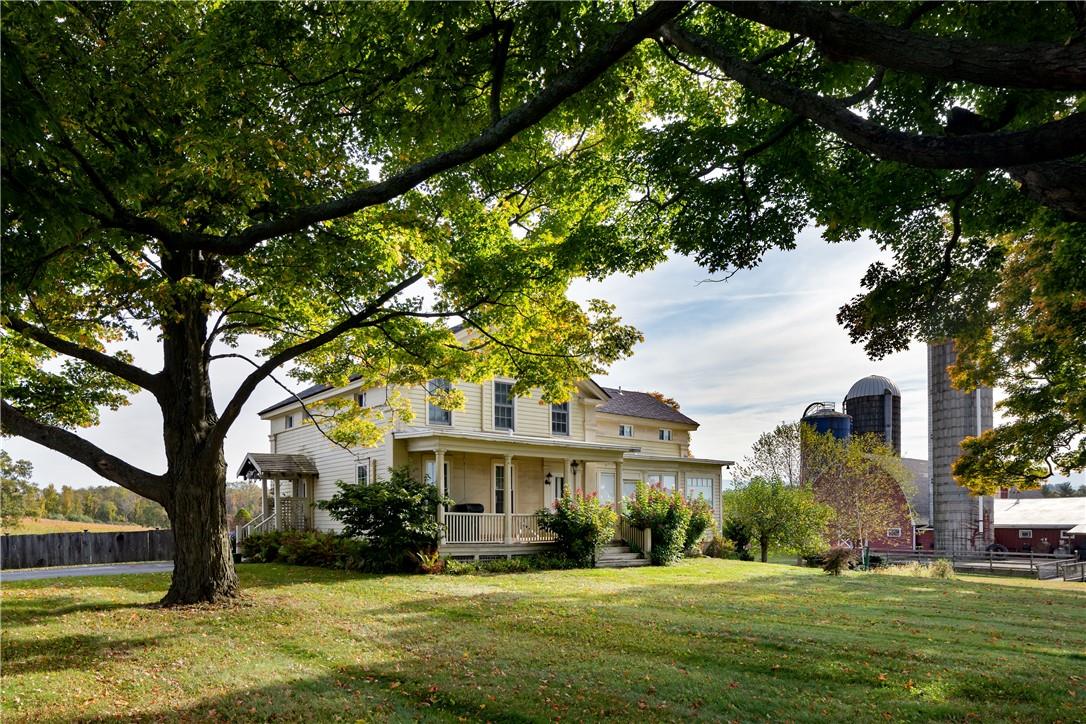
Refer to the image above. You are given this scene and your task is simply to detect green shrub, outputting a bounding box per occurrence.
[538,491,616,567]
[721,517,753,560]
[684,497,716,553]
[442,553,577,576]
[625,482,691,566]
[929,558,956,579]
[704,534,734,559]
[821,546,855,576]
[444,558,478,575]
[240,530,370,571]
[318,466,450,572]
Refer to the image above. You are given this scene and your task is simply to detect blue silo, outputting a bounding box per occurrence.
[801,402,852,441]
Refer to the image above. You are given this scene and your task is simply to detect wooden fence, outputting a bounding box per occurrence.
[1,529,174,570]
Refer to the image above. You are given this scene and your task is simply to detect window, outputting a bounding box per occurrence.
[551,401,569,435]
[659,429,672,441]
[425,459,451,498]
[356,391,367,407]
[356,462,369,485]
[686,477,714,503]
[427,379,452,425]
[494,381,515,430]
[494,464,513,513]
[621,478,640,500]
[1019,529,1033,539]
[597,471,615,505]
[618,424,634,438]
[284,414,295,429]
[647,472,677,491]
[886,527,902,538]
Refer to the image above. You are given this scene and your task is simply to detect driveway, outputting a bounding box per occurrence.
[1,561,174,581]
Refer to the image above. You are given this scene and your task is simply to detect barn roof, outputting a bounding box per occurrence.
[236,453,319,480]
[993,497,1086,528]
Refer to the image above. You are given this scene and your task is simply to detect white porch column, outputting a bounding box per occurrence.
[261,477,268,517]
[503,453,513,544]
[273,477,281,531]
[614,460,624,513]
[435,449,446,545]
[564,459,572,499]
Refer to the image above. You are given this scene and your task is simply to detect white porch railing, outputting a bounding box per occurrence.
[445,513,505,544]
[512,514,557,543]
[235,511,276,546]
[617,515,651,556]
[443,512,557,544]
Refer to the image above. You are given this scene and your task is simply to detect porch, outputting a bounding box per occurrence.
[234,453,319,544]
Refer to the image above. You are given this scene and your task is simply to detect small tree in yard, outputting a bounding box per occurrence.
[726,477,831,563]
[319,467,450,572]
[683,497,716,553]
[721,517,754,561]
[538,491,616,568]
[0,451,37,528]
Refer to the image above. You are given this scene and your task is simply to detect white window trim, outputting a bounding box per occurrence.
[659,428,672,441]
[425,458,451,498]
[1019,529,1033,539]
[284,414,295,429]
[551,401,570,436]
[886,527,902,538]
[427,379,453,426]
[356,460,369,485]
[618,424,634,438]
[597,470,616,505]
[493,380,516,431]
[356,391,367,407]
[491,461,515,513]
[646,471,678,490]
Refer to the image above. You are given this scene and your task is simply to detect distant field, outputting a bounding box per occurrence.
[0,517,153,535]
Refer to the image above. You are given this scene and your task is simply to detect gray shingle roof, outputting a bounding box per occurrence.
[237,453,319,479]
[597,387,699,426]
[258,377,358,416]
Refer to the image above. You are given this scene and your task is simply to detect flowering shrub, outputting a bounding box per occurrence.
[537,491,616,567]
[821,546,855,576]
[625,482,692,565]
[684,497,716,552]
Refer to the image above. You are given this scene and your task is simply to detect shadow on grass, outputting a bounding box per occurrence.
[1,633,168,676]
[0,595,149,628]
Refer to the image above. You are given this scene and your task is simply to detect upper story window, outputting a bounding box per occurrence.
[551,401,569,435]
[356,391,367,407]
[618,424,634,438]
[356,462,369,485]
[494,381,515,430]
[284,414,295,429]
[659,429,672,441]
[428,379,452,425]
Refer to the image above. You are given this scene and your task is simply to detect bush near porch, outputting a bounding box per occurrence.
[625,482,692,565]
[537,490,617,567]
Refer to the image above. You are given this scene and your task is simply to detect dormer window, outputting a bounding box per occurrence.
[427,379,452,425]
[659,429,672,441]
[618,424,633,438]
[285,414,295,429]
[356,392,367,407]
[551,401,569,435]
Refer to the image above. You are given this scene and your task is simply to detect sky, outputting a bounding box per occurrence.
[4,225,958,489]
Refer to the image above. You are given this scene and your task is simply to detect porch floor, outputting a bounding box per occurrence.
[439,542,555,560]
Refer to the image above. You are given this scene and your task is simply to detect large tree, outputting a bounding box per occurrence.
[630,2,1085,490]
[1,2,682,603]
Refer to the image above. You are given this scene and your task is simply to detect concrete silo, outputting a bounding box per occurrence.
[928,340,995,551]
[843,375,902,455]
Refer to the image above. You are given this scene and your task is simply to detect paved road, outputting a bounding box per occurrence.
[1,561,173,581]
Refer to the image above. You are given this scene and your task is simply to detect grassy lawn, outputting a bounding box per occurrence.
[2,560,1083,722]
[1,518,153,535]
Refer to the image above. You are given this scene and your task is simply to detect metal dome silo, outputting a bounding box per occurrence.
[801,402,852,441]
[843,375,901,455]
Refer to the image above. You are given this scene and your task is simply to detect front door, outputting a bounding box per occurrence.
[544,466,566,509]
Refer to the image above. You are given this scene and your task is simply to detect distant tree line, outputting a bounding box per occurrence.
[1039,482,1086,498]
[2,451,263,530]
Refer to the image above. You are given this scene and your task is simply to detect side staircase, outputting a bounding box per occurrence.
[595,543,650,568]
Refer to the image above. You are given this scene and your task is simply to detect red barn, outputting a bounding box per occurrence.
[993,497,1086,556]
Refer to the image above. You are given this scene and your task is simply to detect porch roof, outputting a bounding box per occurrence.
[236,453,319,480]
[394,429,638,460]
[623,452,734,467]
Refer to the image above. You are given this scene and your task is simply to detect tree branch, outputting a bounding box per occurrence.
[659,23,1086,170]
[5,315,163,396]
[489,19,514,125]
[712,1,1086,89]
[207,272,426,451]
[161,1,687,255]
[0,401,167,502]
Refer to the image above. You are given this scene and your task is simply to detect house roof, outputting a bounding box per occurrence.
[993,497,1086,528]
[236,453,319,480]
[597,387,699,427]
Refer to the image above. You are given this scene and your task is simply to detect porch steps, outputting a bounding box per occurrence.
[595,544,650,568]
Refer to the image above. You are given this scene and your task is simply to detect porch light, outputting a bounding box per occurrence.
[545,472,553,486]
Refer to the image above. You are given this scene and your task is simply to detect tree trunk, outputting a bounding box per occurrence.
[161,453,238,605]
[760,535,769,563]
